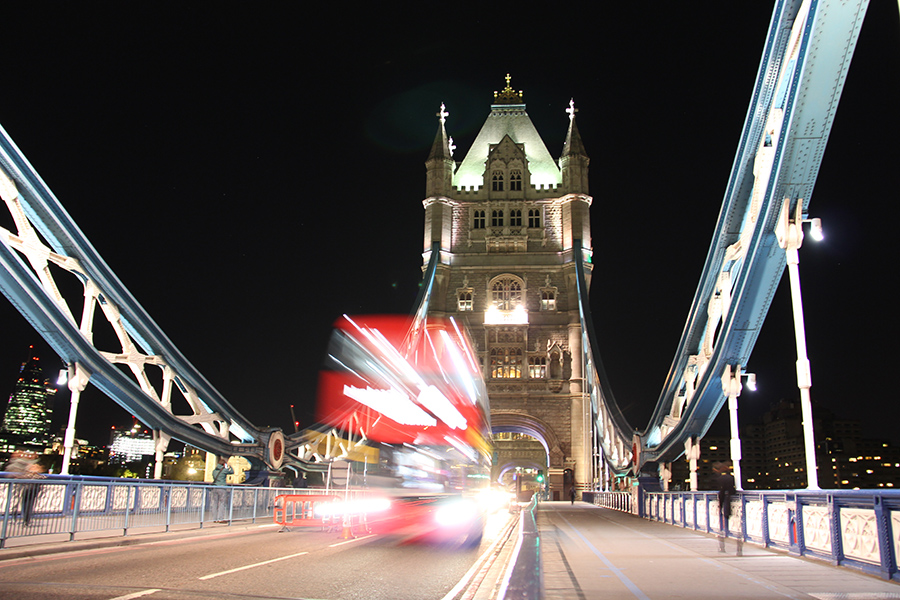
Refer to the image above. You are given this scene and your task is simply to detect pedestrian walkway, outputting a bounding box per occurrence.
[539,501,900,600]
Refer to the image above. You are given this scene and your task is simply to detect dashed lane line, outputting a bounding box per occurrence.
[198,551,309,580]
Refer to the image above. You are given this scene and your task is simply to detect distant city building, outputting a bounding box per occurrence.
[670,399,900,490]
[108,422,155,464]
[0,346,57,454]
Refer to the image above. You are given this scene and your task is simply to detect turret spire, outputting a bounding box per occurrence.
[425,102,455,196]
[561,98,589,193]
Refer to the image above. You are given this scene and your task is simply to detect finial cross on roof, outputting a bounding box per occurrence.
[448,137,455,157]
[567,98,578,121]
[493,74,524,104]
[437,103,449,124]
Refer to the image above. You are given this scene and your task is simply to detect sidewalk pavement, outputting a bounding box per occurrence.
[539,501,900,600]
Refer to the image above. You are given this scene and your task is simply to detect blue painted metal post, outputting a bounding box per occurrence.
[69,483,83,542]
[874,496,894,579]
[1,482,14,548]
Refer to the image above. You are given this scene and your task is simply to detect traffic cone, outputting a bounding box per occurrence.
[341,513,355,539]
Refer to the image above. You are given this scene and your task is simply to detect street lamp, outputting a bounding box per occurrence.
[60,362,91,476]
[721,364,756,491]
[775,198,822,490]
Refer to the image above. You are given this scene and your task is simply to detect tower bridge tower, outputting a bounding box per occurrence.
[422,77,594,497]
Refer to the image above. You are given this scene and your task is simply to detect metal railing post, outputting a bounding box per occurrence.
[69,482,83,542]
[165,485,172,532]
[1,482,14,548]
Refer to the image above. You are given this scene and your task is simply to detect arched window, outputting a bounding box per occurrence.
[528,208,541,228]
[491,210,504,227]
[491,276,523,310]
[491,347,522,379]
[473,209,486,229]
[458,290,473,311]
[528,356,547,379]
[510,209,522,227]
[541,289,556,311]
[509,170,522,191]
[492,171,505,191]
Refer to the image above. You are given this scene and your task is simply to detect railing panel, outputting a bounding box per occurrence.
[634,490,900,581]
[840,507,879,564]
[803,505,831,554]
[0,478,295,548]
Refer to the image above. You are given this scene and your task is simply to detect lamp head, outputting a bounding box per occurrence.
[808,217,824,241]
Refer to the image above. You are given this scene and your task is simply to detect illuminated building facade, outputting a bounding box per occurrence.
[422,78,594,497]
[670,400,900,490]
[108,423,155,464]
[0,347,56,453]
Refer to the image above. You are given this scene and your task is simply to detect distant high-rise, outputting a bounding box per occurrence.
[1,346,57,451]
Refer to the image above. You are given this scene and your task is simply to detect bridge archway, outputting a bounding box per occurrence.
[491,411,566,497]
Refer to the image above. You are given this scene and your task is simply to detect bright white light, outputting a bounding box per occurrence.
[435,498,479,528]
[316,497,391,517]
[484,304,528,325]
[476,488,513,513]
[417,385,467,430]
[745,373,757,391]
[344,385,437,426]
[809,217,824,241]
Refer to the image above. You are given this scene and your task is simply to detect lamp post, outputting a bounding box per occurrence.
[775,198,823,490]
[721,364,756,491]
[60,362,91,476]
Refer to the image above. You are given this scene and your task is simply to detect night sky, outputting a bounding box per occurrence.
[1,3,898,449]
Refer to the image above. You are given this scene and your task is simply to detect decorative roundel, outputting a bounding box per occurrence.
[267,431,285,469]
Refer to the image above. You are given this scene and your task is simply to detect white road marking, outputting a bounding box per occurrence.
[198,551,309,580]
[109,590,161,600]
[328,534,376,547]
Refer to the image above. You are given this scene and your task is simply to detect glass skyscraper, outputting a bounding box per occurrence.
[1,346,57,450]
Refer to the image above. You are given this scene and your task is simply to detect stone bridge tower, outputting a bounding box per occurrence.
[421,77,594,498]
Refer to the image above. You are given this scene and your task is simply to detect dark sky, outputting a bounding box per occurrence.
[1,3,898,448]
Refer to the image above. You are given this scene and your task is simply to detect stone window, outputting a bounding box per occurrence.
[510,170,522,191]
[490,276,523,310]
[490,347,522,379]
[458,290,473,312]
[541,289,557,311]
[528,208,541,228]
[510,209,522,227]
[487,327,525,379]
[529,356,547,379]
[491,209,504,227]
[492,171,504,191]
[473,209,486,229]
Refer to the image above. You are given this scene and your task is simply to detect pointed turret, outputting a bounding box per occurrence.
[425,103,455,197]
[560,99,590,194]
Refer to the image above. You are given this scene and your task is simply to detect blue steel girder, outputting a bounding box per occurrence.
[639,0,868,468]
[0,124,285,466]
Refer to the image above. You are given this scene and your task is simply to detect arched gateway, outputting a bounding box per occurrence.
[421,78,597,498]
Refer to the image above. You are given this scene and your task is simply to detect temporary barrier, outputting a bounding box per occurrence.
[273,494,339,530]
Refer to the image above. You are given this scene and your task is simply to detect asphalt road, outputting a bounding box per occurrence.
[0,510,517,600]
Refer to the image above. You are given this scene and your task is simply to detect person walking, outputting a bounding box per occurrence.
[569,486,576,505]
[211,456,233,523]
[5,457,45,525]
[714,461,741,555]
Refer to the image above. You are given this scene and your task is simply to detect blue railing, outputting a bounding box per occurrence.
[0,477,311,548]
[586,488,900,582]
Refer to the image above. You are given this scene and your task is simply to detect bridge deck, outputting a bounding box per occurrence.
[539,501,900,600]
